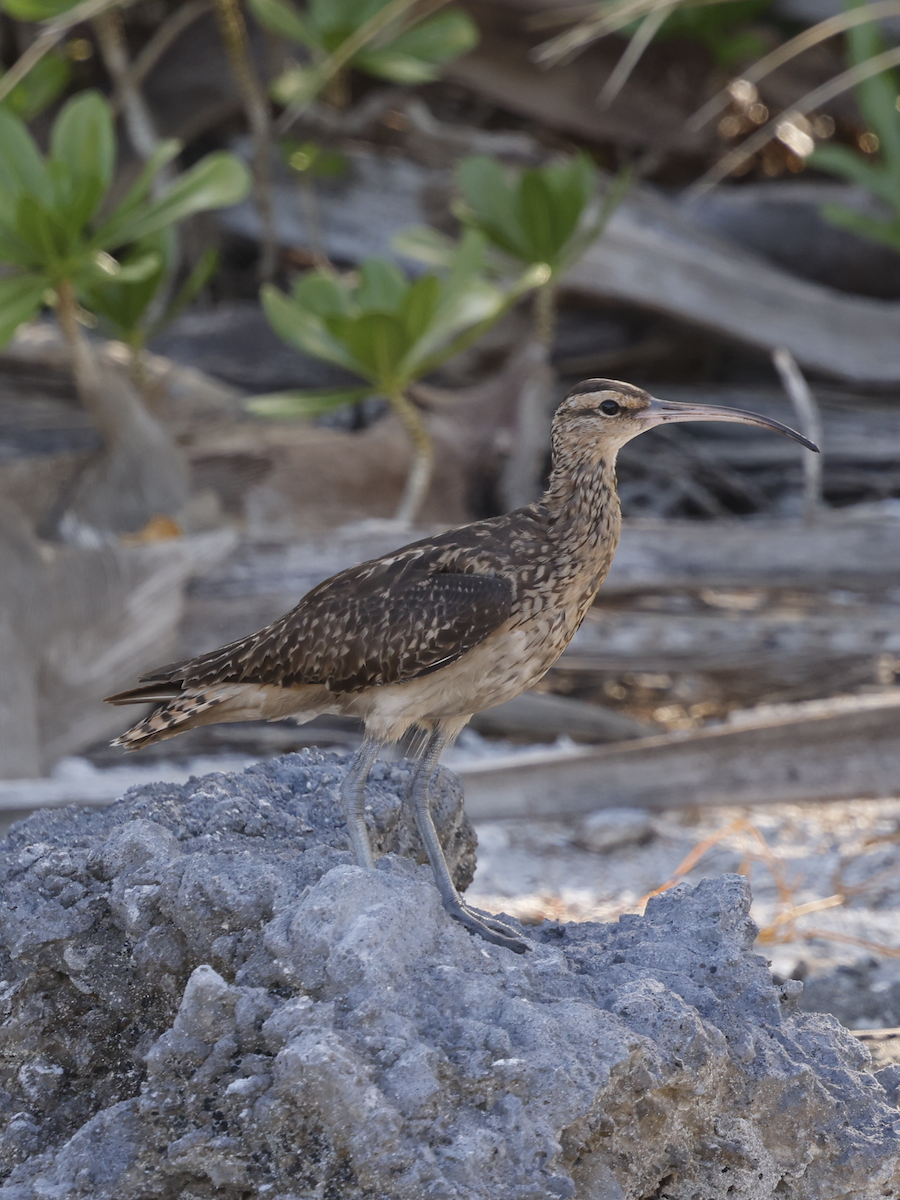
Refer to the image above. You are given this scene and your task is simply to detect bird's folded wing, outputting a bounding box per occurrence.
[141,562,516,695]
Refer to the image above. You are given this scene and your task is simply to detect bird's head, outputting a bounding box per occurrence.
[552,379,819,460]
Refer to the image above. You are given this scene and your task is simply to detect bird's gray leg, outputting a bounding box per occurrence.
[411,727,529,954]
[341,737,383,868]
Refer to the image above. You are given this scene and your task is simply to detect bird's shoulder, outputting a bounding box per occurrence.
[158,513,543,693]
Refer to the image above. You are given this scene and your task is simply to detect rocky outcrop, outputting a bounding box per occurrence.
[0,750,897,1199]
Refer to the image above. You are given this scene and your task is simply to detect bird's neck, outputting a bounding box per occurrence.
[538,447,622,564]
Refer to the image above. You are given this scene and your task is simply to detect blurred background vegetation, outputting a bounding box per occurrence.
[2,0,900,782]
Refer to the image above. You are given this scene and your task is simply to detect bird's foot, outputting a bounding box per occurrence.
[446,899,531,954]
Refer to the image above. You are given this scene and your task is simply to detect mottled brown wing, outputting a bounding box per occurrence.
[142,559,515,695]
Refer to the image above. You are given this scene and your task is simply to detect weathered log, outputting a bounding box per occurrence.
[458,692,900,819]
[565,188,900,384]
[0,503,235,777]
[604,515,900,591]
[469,689,653,742]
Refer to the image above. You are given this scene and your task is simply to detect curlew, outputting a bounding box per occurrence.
[106,379,818,953]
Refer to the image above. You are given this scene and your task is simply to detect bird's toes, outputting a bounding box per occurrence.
[448,902,531,954]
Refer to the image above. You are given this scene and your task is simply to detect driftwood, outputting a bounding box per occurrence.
[564,594,900,674]
[0,504,235,777]
[459,691,900,819]
[565,187,900,384]
[0,326,246,541]
[469,690,653,742]
[604,515,900,591]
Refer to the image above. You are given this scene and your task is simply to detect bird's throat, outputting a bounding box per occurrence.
[537,449,623,603]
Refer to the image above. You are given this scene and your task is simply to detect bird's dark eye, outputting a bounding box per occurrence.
[599,399,621,416]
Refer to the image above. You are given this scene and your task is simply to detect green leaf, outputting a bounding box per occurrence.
[543,155,594,236]
[261,282,362,372]
[0,271,48,347]
[97,151,251,248]
[810,143,890,201]
[410,261,545,378]
[0,52,70,122]
[310,0,384,36]
[392,224,457,268]
[356,258,407,313]
[353,7,477,82]
[353,47,444,84]
[0,0,80,18]
[459,153,598,273]
[844,2,900,171]
[0,224,40,267]
[49,90,116,227]
[110,139,183,224]
[0,106,52,210]
[398,273,441,344]
[379,9,478,65]
[261,233,546,400]
[819,202,900,253]
[78,231,169,343]
[397,231,497,374]
[457,156,529,260]
[292,270,351,318]
[246,385,371,418]
[560,165,630,271]
[327,310,408,386]
[517,170,559,264]
[247,0,313,45]
[15,194,73,263]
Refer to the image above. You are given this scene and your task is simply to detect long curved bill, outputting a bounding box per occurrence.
[645,397,819,453]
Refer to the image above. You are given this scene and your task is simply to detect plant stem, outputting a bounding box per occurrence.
[390,389,434,524]
[772,346,824,524]
[498,280,557,511]
[298,177,331,270]
[124,0,213,95]
[54,279,191,536]
[94,9,161,166]
[55,279,163,446]
[213,0,277,282]
[55,279,103,405]
[534,279,557,348]
[93,10,180,361]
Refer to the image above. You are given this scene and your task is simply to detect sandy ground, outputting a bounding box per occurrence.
[468,790,900,1036]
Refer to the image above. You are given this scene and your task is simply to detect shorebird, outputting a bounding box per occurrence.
[106,379,817,953]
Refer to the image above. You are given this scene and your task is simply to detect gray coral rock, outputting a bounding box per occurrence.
[0,750,898,1200]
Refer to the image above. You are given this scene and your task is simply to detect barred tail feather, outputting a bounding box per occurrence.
[111,690,226,750]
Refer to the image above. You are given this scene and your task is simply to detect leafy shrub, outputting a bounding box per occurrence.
[254,231,543,520]
[248,0,478,107]
[0,89,249,346]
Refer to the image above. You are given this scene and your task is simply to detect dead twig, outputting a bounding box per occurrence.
[213,0,277,282]
[119,0,213,98]
[596,4,672,110]
[772,347,824,524]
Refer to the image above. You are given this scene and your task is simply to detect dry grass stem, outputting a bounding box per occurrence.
[0,0,137,106]
[687,0,900,131]
[687,43,900,196]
